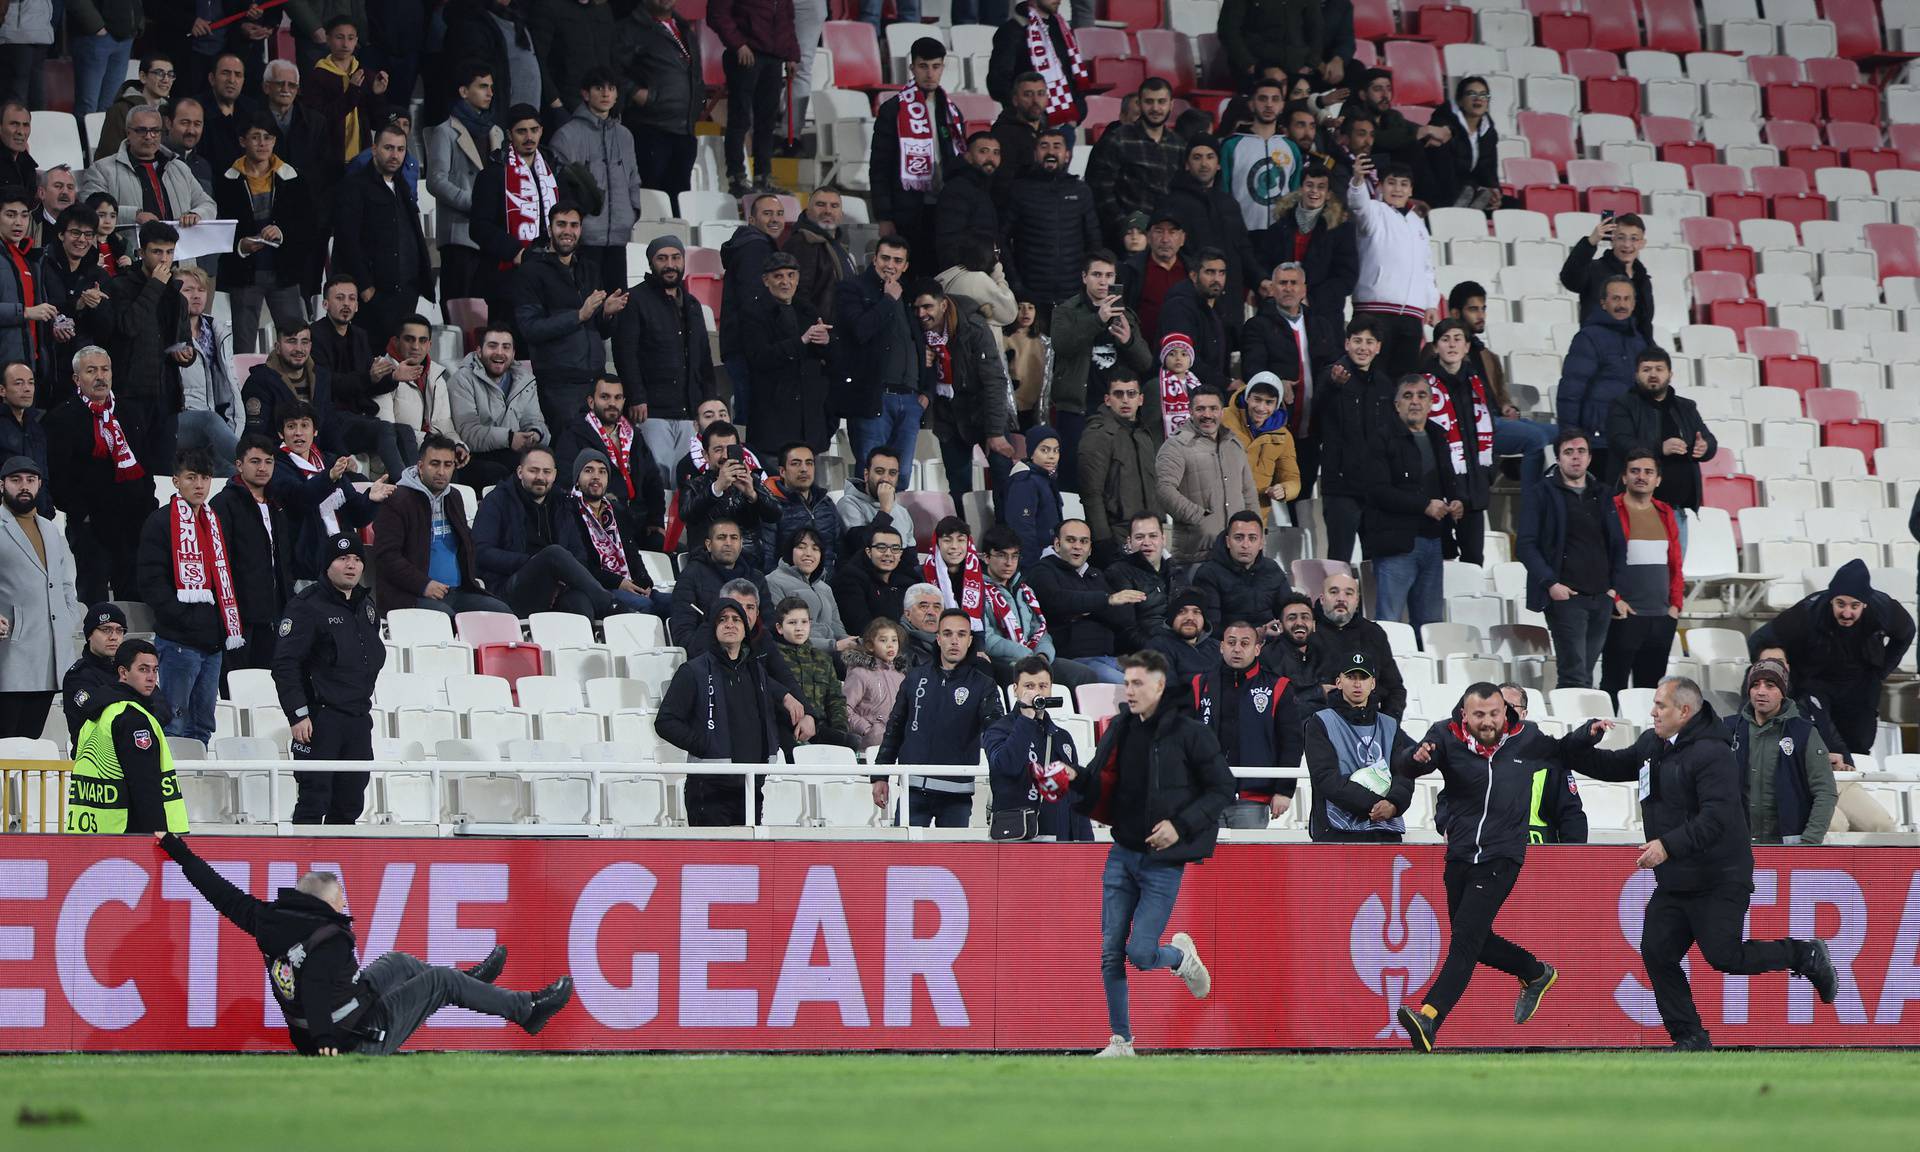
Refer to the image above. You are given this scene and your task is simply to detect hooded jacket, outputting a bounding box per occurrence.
[446,351,549,454]
[1393,703,1590,865]
[1222,380,1302,506]
[1072,689,1235,863]
[1557,309,1649,445]
[655,626,782,764]
[1149,627,1222,685]
[843,648,907,750]
[1075,403,1162,545]
[1305,691,1414,842]
[1190,532,1293,630]
[1569,703,1754,892]
[1748,559,1916,693]
[1156,420,1260,563]
[371,467,480,616]
[999,437,1063,567]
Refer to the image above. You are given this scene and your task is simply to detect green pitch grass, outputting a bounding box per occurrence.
[8,1050,1918,1151]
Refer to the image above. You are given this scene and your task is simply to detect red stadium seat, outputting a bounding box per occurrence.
[1516,110,1577,173]
[1763,83,1822,122]
[950,92,998,133]
[1413,3,1476,45]
[1708,192,1767,224]
[675,0,706,16]
[1747,56,1803,86]
[1862,223,1920,281]
[1583,76,1640,116]
[1824,84,1881,123]
[1640,115,1697,147]
[1523,183,1581,215]
[1077,27,1132,59]
[1352,0,1396,40]
[1703,474,1759,515]
[1826,120,1882,150]
[1763,356,1824,398]
[1660,140,1717,175]
[1134,30,1195,96]
[1783,145,1843,177]
[1823,0,1888,60]
[1585,186,1644,216]
[1643,0,1702,53]
[1682,217,1738,249]
[1751,166,1810,198]
[1385,41,1446,106]
[686,273,722,314]
[1764,119,1822,150]
[1689,269,1749,307]
[1802,57,1861,86]
[1692,164,1749,196]
[1565,48,1621,80]
[1537,12,1592,52]
[1525,0,1578,14]
[1823,419,1883,460]
[446,298,488,353]
[1891,123,1920,167]
[1710,298,1769,344]
[474,643,545,694]
[1847,147,1901,176]
[1089,56,1145,94]
[1696,244,1757,282]
[1743,327,1801,357]
[1503,156,1559,186]
[1699,449,1739,480]
[821,21,887,91]
[1802,387,1861,421]
[1770,193,1830,231]
[1587,2,1642,52]
[1103,0,1163,26]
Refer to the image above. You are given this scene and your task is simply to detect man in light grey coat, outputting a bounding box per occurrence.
[78,105,216,228]
[0,456,80,740]
[1155,386,1259,565]
[423,63,504,316]
[550,66,645,294]
[446,326,550,485]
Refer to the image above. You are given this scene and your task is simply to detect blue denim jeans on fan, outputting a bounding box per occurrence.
[1371,535,1444,633]
[861,0,919,32]
[1100,844,1187,1041]
[850,392,924,486]
[73,33,133,116]
[175,410,239,477]
[155,637,222,744]
[1494,417,1556,495]
[1077,655,1127,684]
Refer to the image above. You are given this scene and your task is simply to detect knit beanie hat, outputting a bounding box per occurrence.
[1160,332,1195,365]
[1827,558,1873,602]
[1745,657,1790,696]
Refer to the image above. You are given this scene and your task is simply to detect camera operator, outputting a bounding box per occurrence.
[983,656,1093,842]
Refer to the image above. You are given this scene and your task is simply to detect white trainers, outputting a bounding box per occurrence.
[1093,1034,1136,1057]
[1171,932,1211,999]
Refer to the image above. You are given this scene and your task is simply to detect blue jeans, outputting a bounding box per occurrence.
[1494,417,1555,495]
[73,33,133,116]
[175,410,239,477]
[1676,508,1691,557]
[1078,654,1127,684]
[613,588,672,617]
[1373,536,1444,633]
[862,0,919,32]
[1100,844,1187,1041]
[851,393,924,487]
[724,355,752,428]
[155,637,222,744]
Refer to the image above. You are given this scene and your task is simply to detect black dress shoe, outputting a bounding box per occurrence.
[1798,938,1838,1005]
[1670,1033,1714,1052]
[464,945,506,984]
[520,976,574,1036]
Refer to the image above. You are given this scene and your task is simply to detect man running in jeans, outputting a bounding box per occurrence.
[1379,682,1571,1051]
[1072,649,1235,1056]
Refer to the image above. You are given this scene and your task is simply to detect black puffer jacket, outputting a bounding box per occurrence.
[1358,419,1458,560]
[1072,690,1235,863]
[934,165,999,273]
[612,276,716,420]
[1153,170,1262,321]
[1314,353,1395,498]
[1567,704,1753,892]
[1189,532,1292,630]
[1002,167,1103,306]
[1103,550,1178,649]
[719,223,778,360]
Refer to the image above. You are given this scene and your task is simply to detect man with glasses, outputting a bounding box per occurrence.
[36,208,111,395]
[832,523,918,636]
[80,105,216,231]
[94,53,175,161]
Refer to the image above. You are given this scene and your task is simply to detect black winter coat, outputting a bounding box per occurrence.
[552,412,667,546]
[612,276,716,420]
[1314,354,1394,497]
[1072,691,1234,863]
[1749,565,1917,693]
[0,408,49,515]
[44,392,157,526]
[1002,167,1103,307]
[667,550,772,653]
[438,0,541,125]
[1422,355,1494,511]
[469,475,575,591]
[1190,532,1293,629]
[212,161,321,295]
[742,295,833,458]
[830,549,917,636]
[987,2,1087,122]
[1155,278,1231,387]
[1359,419,1459,559]
[1559,237,1655,344]
[1154,171,1262,322]
[1604,386,1718,512]
[267,450,377,581]
[1240,298,1342,395]
[272,577,384,720]
[1312,604,1407,719]
[830,268,926,421]
[102,264,189,422]
[135,503,230,652]
[1103,551,1176,650]
[1392,711,1587,865]
[242,362,335,439]
[719,224,779,359]
[1569,705,1753,892]
[677,464,780,569]
[513,248,618,382]
[330,162,434,301]
[934,165,1000,273]
[1026,553,1131,660]
[1250,192,1359,321]
[617,10,705,138]
[869,88,962,224]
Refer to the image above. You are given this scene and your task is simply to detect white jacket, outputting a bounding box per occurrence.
[377,359,467,451]
[1347,176,1436,318]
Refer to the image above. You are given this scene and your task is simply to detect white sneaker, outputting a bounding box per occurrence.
[1093,1034,1136,1058]
[1171,932,1211,999]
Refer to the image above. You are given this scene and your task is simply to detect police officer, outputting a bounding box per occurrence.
[157,832,574,1054]
[272,531,385,825]
[66,639,189,834]
[1499,683,1588,845]
[1194,620,1306,829]
[62,603,129,746]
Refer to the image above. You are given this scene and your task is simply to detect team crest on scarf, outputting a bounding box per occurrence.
[1251,686,1273,715]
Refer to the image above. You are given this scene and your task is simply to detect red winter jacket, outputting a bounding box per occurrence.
[706,0,799,61]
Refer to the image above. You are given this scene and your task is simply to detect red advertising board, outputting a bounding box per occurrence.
[2,837,1918,1051]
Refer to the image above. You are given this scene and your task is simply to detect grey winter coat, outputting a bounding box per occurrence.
[549,104,644,248]
[0,508,81,693]
[424,114,503,250]
[766,560,849,651]
[1155,421,1260,564]
[446,351,550,454]
[79,146,217,224]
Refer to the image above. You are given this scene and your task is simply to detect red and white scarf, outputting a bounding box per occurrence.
[282,439,347,533]
[591,413,638,501]
[895,81,964,194]
[576,492,631,580]
[1159,331,1198,440]
[1023,1,1086,127]
[4,239,35,359]
[169,495,244,650]
[986,579,1049,651]
[502,147,557,264]
[87,392,145,482]
[927,325,955,398]
[923,541,986,632]
[1427,371,1494,474]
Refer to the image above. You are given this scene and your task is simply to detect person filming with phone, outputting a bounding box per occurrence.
[983,656,1093,841]
[1560,210,1653,343]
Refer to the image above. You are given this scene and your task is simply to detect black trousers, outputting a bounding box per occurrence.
[582,245,628,293]
[723,52,786,184]
[1449,506,1485,566]
[1600,611,1678,700]
[685,772,764,827]
[906,787,973,828]
[1806,680,1879,756]
[1543,593,1612,689]
[357,952,531,1055]
[497,544,615,619]
[219,624,280,698]
[0,691,52,740]
[439,246,483,314]
[457,448,519,490]
[70,511,142,604]
[1642,882,1803,1043]
[325,410,416,481]
[1425,857,1544,1019]
[631,125,698,216]
[536,370,594,438]
[292,708,375,825]
[1369,313,1426,381]
[1322,493,1363,565]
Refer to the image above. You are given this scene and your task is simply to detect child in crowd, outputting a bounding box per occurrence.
[842,617,908,752]
[998,425,1063,568]
[87,192,129,275]
[1224,372,1302,511]
[1158,332,1199,440]
[771,597,854,749]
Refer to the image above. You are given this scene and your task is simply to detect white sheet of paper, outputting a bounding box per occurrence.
[172,220,237,262]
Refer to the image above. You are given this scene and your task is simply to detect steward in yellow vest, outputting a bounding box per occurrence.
[66,639,188,834]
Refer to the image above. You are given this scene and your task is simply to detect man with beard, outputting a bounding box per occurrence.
[1599,447,1683,699]
[1152,135,1261,332]
[307,274,415,481]
[783,186,854,322]
[0,456,79,740]
[1379,682,1571,1052]
[677,419,779,569]
[1086,78,1185,249]
[1750,560,1915,757]
[470,446,626,621]
[670,516,772,652]
[743,252,833,460]
[1118,213,1187,351]
[445,324,547,488]
[370,434,512,620]
[44,347,156,602]
[1147,590,1220,684]
[328,122,431,353]
[1218,78,1303,238]
[553,374,665,552]
[1054,255,1153,491]
[656,598,786,825]
[718,193,786,428]
[1353,68,1450,180]
[1002,129,1102,317]
[613,235,717,483]
[833,446,910,561]
[990,72,1049,200]
[1605,347,1714,553]
[935,133,1001,274]
[986,0,1088,144]
[1262,591,1326,711]
[1194,618,1304,828]
[512,201,629,431]
[1314,570,1405,718]
[566,449,666,616]
[1103,513,1174,650]
[832,522,918,636]
[1156,253,1235,390]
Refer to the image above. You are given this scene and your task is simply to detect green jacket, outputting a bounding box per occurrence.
[68,691,189,834]
[1048,291,1153,416]
[778,639,849,734]
[1736,699,1837,845]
